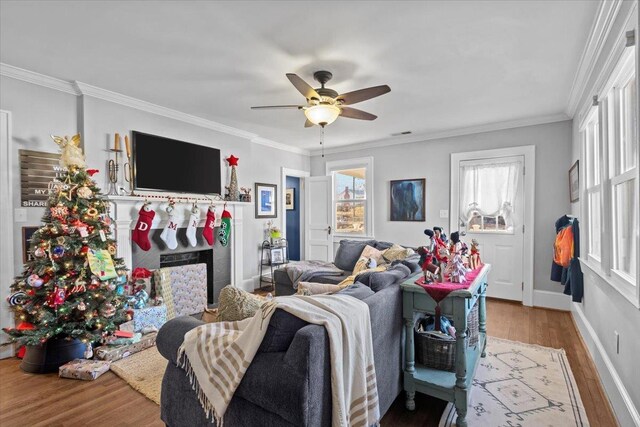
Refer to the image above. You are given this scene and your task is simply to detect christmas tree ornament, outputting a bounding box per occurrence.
[46,286,67,307]
[106,282,116,291]
[86,169,99,176]
[34,247,46,258]
[80,245,90,255]
[203,206,216,246]
[27,274,44,288]
[83,342,93,359]
[225,155,239,201]
[70,279,86,294]
[99,230,107,241]
[77,301,86,311]
[186,205,200,247]
[51,134,86,168]
[107,244,117,255]
[76,186,93,199]
[86,250,117,281]
[50,204,69,220]
[132,205,155,251]
[100,303,116,318]
[56,236,65,245]
[52,246,65,259]
[160,206,179,250]
[7,291,27,306]
[218,208,232,247]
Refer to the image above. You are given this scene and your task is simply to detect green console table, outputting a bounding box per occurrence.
[401,264,490,427]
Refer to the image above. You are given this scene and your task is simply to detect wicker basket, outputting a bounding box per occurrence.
[414,300,480,371]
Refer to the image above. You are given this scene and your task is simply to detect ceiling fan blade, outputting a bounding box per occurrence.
[251,105,303,110]
[336,85,390,105]
[286,73,321,100]
[304,119,315,128]
[339,107,377,121]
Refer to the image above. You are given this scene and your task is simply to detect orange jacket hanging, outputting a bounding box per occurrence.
[553,225,574,268]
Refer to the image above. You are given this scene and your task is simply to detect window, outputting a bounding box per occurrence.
[581,45,638,302]
[326,157,373,237]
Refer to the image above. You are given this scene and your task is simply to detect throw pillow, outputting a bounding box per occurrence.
[383,243,413,262]
[360,245,385,266]
[297,282,342,295]
[217,285,263,321]
[334,239,377,271]
[353,256,377,276]
[201,308,219,323]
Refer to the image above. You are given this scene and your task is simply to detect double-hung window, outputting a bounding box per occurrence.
[326,157,374,238]
[581,42,638,305]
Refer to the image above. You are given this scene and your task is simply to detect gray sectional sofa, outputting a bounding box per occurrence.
[157,240,420,426]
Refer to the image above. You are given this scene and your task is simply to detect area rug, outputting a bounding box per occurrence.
[439,337,589,426]
[110,346,166,405]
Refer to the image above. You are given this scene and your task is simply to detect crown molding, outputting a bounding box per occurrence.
[0,63,80,95]
[565,0,623,117]
[310,112,570,157]
[1,63,310,156]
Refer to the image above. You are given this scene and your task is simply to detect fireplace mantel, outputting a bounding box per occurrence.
[106,195,251,291]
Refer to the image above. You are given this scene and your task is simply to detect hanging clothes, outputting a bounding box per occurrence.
[551,215,583,302]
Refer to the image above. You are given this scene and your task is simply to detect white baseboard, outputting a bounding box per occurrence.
[532,290,571,310]
[239,275,259,292]
[572,303,640,427]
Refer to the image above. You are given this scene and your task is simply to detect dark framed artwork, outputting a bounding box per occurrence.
[569,160,579,203]
[255,183,277,218]
[390,179,426,221]
[22,226,39,262]
[285,188,295,210]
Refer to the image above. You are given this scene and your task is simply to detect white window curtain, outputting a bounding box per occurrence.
[459,159,522,226]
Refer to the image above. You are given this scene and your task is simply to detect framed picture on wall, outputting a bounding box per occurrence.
[22,226,39,263]
[569,160,579,203]
[390,179,426,221]
[285,188,295,210]
[255,183,277,218]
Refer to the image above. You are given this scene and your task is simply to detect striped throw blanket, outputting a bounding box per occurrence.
[178,295,380,427]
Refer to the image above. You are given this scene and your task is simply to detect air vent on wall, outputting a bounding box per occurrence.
[391,131,412,136]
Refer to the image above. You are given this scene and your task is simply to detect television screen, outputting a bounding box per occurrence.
[132,131,221,194]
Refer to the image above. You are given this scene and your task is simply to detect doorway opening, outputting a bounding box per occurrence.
[281,167,309,261]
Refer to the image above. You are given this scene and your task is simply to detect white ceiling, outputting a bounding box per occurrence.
[0,1,598,150]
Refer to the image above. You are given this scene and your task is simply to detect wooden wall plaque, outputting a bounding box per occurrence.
[19,149,65,207]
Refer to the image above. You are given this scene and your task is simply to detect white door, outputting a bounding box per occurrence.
[305,176,333,262]
[0,111,15,359]
[451,152,527,302]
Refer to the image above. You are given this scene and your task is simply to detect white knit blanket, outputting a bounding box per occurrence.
[177,295,380,427]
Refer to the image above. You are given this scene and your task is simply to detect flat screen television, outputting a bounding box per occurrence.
[132,131,221,194]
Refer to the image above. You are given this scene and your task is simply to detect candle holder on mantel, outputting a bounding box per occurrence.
[107,148,122,196]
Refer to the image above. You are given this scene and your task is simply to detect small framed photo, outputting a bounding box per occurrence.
[285,188,295,210]
[22,226,39,263]
[270,247,284,264]
[569,160,579,203]
[255,183,277,218]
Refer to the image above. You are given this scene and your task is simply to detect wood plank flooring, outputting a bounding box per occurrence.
[0,299,617,426]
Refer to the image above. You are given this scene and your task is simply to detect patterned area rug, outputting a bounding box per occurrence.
[439,337,589,426]
[110,346,166,405]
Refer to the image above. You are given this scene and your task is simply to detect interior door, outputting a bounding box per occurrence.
[0,111,14,359]
[452,154,525,301]
[305,176,333,262]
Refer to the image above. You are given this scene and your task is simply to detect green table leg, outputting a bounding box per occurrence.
[404,317,416,411]
[454,301,468,426]
[479,283,487,357]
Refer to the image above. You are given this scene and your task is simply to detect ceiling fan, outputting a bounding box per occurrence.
[251,71,390,127]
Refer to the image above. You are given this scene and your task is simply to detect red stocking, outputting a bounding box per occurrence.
[132,206,155,251]
[202,208,216,246]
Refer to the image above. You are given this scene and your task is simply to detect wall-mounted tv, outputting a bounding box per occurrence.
[132,131,221,195]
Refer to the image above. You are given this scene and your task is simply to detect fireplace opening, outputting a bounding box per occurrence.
[160,249,214,304]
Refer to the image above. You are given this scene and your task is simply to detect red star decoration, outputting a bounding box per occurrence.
[226,155,239,166]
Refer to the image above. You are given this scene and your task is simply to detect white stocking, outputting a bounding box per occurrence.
[186,207,200,247]
[160,212,179,250]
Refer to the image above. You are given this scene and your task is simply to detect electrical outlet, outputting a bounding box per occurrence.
[14,208,27,222]
[615,331,620,354]
[439,209,449,219]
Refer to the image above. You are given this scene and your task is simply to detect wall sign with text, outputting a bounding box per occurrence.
[20,149,65,207]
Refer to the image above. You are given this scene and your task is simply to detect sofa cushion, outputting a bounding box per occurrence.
[382,244,415,262]
[369,264,412,292]
[395,259,421,274]
[258,309,308,353]
[217,285,263,321]
[374,241,394,251]
[334,239,376,271]
[336,282,375,300]
[360,245,385,266]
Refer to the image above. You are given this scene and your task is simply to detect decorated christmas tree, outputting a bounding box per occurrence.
[3,134,128,348]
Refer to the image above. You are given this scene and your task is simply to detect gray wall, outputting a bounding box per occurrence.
[311,120,572,293]
[568,1,640,423]
[1,75,310,285]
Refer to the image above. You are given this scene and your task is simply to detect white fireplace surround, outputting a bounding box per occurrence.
[106,196,250,291]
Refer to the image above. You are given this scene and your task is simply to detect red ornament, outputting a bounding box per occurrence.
[15,322,35,359]
[225,155,239,166]
[80,245,90,255]
[46,286,66,307]
[86,169,99,177]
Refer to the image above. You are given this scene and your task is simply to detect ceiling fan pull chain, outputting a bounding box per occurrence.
[321,127,325,158]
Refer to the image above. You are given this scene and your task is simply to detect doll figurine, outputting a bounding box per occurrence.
[469,239,483,270]
[417,246,439,283]
[449,253,469,283]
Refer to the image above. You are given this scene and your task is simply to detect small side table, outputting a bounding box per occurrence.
[258,239,289,292]
[401,264,490,427]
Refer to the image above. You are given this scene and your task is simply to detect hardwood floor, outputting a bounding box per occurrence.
[0,299,617,426]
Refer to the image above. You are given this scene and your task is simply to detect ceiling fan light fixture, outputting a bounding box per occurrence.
[304,104,340,127]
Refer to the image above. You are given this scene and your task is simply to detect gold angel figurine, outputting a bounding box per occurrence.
[51,134,86,168]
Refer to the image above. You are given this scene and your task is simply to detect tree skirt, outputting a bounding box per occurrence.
[110,346,166,405]
[439,337,589,426]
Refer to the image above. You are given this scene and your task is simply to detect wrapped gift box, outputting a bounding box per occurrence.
[133,304,167,332]
[119,320,135,333]
[94,332,157,362]
[59,359,111,380]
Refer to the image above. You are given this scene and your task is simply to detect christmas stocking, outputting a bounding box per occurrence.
[160,212,179,250]
[186,207,200,247]
[218,209,232,247]
[203,207,216,246]
[132,206,155,251]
